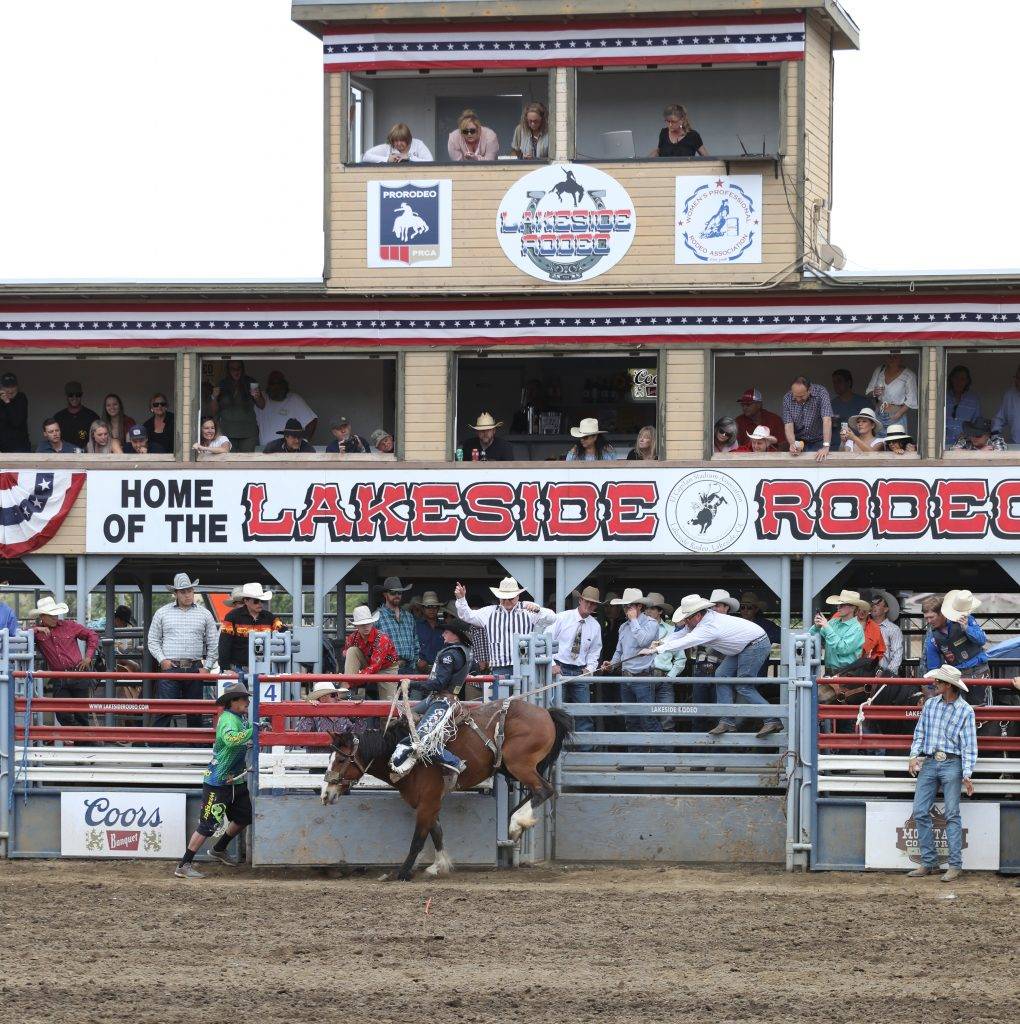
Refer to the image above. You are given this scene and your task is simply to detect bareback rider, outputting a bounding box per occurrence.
[389,615,475,788]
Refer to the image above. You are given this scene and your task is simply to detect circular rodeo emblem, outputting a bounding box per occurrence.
[676,176,761,264]
[496,163,636,283]
[665,470,749,553]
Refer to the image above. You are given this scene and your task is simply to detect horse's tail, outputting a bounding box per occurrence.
[537,706,573,776]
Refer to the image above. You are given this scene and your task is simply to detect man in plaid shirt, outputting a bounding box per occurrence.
[342,605,400,706]
[906,664,978,882]
[782,375,833,460]
[374,575,419,677]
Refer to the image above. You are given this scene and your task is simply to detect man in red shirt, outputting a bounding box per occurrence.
[342,604,401,706]
[735,388,788,451]
[29,595,99,726]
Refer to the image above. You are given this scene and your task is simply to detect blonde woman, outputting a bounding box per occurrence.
[511,103,549,159]
[86,419,123,454]
[361,123,433,163]
[447,110,499,162]
[652,104,708,158]
[841,408,886,454]
[627,425,658,460]
[192,415,232,458]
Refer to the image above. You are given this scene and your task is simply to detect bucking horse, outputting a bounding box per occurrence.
[321,697,572,880]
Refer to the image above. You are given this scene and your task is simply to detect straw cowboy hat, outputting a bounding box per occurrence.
[350,605,380,627]
[28,595,69,619]
[577,586,604,605]
[868,589,900,621]
[442,615,474,644]
[924,664,968,692]
[645,592,672,615]
[941,590,981,621]
[740,591,765,610]
[570,417,607,439]
[610,588,651,606]
[304,681,350,702]
[745,425,777,444]
[825,589,870,610]
[421,591,443,608]
[852,407,881,427]
[216,682,251,707]
[884,424,913,444]
[709,588,740,613]
[169,572,199,591]
[236,582,273,602]
[468,412,503,431]
[490,576,526,599]
[672,594,714,623]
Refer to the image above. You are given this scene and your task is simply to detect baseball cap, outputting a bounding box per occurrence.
[0,372,17,387]
[65,380,84,395]
[266,369,287,384]
[330,415,350,430]
[127,424,148,441]
[738,388,763,404]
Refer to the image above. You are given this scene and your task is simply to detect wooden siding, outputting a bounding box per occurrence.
[44,480,87,555]
[663,349,706,460]
[401,351,450,458]
[802,12,833,255]
[327,159,799,292]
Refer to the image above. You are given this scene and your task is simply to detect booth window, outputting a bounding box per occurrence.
[345,71,551,164]
[574,66,780,161]
[453,351,660,461]
[942,348,1020,454]
[710,348,924,457]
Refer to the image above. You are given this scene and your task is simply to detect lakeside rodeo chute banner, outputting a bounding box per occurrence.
[83,467,1020,557]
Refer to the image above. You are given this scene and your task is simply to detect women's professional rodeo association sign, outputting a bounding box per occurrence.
[497,163,636,283]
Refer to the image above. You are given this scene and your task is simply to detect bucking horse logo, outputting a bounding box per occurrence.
[688,491,728,535]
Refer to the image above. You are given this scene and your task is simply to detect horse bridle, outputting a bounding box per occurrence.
[325,735,372,796]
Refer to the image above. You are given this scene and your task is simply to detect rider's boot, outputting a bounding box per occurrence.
[389,741,418,782]
[439,748,467,793]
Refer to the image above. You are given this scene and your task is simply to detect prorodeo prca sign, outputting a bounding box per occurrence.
[496,163,635,283]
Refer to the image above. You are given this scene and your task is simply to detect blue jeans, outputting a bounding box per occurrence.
[690,680,716,732]
[651,671,676,731]
[152,663,206,730]
[715,637,781,729]
[912,756,963,868]
[620,673,663,737]
[557,662,594,748]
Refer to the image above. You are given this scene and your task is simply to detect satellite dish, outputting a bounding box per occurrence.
[818,243,846,271]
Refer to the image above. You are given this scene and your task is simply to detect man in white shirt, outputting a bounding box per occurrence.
[256,370,318,447]
[547,586,603,747]
[869,588,904,676]
[649,594,782,739]
[455,577,555,687]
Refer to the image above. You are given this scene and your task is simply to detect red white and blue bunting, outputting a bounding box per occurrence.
[1,295,1020,350]
[0,470,85,558]
[322,14,805,73]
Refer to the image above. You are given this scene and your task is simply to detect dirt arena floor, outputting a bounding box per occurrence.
[0,859,1016,1024]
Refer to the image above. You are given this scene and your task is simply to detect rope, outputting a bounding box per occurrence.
[855,683,886,735]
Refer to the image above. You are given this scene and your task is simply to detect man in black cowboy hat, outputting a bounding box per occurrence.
[389,615,475,786]
[262,417,315,454]
[375,575,420,683]
[175,683,253,878]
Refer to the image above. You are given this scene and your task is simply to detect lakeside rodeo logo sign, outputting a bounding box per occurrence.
[60,792,187,859]
[675,175,762,264]
[366,179,452,267]
[81,467,1020,556]
[497,163,636,282]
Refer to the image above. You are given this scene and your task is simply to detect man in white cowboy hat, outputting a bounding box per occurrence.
[546,585,604,745]
[868,589,904,676]
[415,591,446,672]
[906,664,978,882]
[217,582,284,673]
[733,425,778,453]
[29,595,99,727]
[709,589,740,614]
[341,605,401,703]
[455,577,554,685]
[374,576,419,685]
[175,682,254,878]
[565,417,620,462]
[809,589,865,674]
[147,573,219,731]
[295,681,362,755]
[460,411,514,461]
[650,594,783,739]
[597,589,660,740]
[921,591,990,707]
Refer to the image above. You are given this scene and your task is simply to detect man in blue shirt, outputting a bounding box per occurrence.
[0,586,18,637]
[414,591,446,671]
[991,363,1020,443]
[907,665,978,882]
[37,418,81,454]
[829,369,867,435]
[599,588,660,740]
[922,591,989,707]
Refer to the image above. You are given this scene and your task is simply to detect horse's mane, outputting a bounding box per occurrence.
[356,722,406,763]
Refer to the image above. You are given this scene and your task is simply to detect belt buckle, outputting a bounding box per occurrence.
[934,751,947,762]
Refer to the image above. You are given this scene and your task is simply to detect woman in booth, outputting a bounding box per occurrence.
[192,415,232,458]
[627,425,658,460]
[447,110,499,162]
[841,407,886,454]
[361,123,433,163]
[142,392,176,454]
[511,102,549,160]
[565,417,619,461]
[865,351,918,431]
[713,416,739,453]
[86,419,123,454]
[652,104,708,158]
[102,393,135,446]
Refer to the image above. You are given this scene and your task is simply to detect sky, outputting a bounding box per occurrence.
[0,0,1016,282]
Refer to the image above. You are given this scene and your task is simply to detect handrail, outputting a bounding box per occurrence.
[816,675,1019,687]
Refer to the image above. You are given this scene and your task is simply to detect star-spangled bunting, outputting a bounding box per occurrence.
[0,471,85,558]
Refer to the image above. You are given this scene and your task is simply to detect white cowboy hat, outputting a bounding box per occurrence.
[924,664,968,692]
[745,425,777,444]
[852,407,881,427]
[351,605,379,627]
[672,594,714,623]
[304,681,350,703]
[468,412,503,431]
[569,417,607,439]
[169,572,199,591]
[421,590,443,607]
[609,587,651,606]
[27,595,69,619]
[236,582,273,603]
[941,590,981,620]
[709,589,740,613]
[868,589,900,621]
[490,576,526,599]
[884,424,913,443]
[825,589,869,610]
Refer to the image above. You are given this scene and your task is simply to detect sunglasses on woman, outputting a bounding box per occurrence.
[151,401,167,408]
[461,127,478,136]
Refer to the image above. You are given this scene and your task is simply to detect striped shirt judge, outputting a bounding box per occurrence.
[455,596,555,670]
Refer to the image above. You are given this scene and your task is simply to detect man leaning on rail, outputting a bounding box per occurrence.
[906,664,978,883]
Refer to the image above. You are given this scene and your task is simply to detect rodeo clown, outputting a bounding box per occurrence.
[175,682,253,878]
[389,614,475,789]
